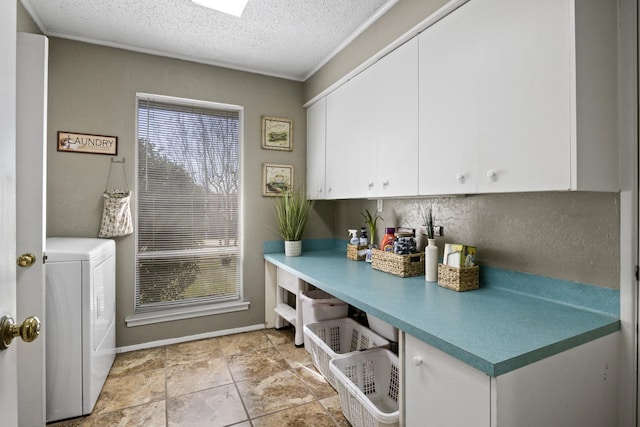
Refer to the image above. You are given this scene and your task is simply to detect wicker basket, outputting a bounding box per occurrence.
[437,263,479,291]
[347,244,368,261]
[371,249,424,278]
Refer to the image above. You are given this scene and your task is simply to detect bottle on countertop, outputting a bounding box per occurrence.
[359,227,368,246]
[381,227,396,252]
[348,229,359,245]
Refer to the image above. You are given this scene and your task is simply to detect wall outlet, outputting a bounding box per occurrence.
[434,226,443,237]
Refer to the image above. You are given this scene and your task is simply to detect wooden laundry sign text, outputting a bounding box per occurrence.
[57,131,118,155]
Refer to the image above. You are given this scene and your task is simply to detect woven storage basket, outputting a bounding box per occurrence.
[303,318,390,389]
[329,348,400,427]
[437,263,479,291]
[371,249,424,278]
[347,244,368,261]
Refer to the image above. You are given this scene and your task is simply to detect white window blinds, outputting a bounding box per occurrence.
[136,95,241,312]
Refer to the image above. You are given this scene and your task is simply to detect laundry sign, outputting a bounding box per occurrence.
[57,131,118,155]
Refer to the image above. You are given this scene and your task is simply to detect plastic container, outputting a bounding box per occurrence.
[329,348,400,427]
[301,290,348,351]
[366,313,399,343]
[303,318,390,389]
[380,228,396,252]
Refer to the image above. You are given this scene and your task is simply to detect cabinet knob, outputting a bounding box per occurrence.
[455,173,465,183]
[413,356,423,366]
[486,169,497,179]
[382,180,390,188]
[327,187,332,193]
[368,182,374,189]
[318,188,323,193]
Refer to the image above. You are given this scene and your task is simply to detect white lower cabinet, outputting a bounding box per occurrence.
[403,332,619,427]
[404,334,490,426]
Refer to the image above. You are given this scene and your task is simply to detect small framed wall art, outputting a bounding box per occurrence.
[261,116,293,151]
[262,163,294,196]
[57,131,118,155]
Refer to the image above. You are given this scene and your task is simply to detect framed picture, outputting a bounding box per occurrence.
[262,163,294,196]
[261,116,293,151]
[57,131,118,155]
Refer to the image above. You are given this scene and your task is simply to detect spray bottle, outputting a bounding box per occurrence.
[348,229,359,245]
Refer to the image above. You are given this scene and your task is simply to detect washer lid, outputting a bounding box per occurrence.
[45,238,115,262]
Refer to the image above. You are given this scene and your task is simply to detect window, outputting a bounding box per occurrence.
[135,94,242,315]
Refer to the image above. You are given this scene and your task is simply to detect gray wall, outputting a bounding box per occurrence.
[334,193,619,289]
[46,38,332,347]
[31,0,621,351]
[306,0,620,289]
[304,0,450,102]
[17,0,41,34]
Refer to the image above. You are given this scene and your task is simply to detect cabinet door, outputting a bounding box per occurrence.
[418,2,477,195]
[325,77,374,199]
[475,0,572,192]
[404,334,490,427]
[371,37,419,197]
[306,98,326,200]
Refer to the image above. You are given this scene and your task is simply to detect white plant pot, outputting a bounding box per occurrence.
[284,240,302,256]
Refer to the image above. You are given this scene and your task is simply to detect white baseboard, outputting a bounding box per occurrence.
[115,323,266,353]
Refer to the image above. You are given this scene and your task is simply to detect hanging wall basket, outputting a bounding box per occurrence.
[99,158,134,238]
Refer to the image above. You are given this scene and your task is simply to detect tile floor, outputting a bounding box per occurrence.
[48,327,350,427]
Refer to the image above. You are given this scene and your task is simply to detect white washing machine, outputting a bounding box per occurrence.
[45,238,116,422]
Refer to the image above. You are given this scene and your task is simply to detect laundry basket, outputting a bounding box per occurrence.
[329,348,400,427]
[303,317,390,389]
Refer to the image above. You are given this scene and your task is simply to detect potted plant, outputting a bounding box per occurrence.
[274,189,315,256]
[361,209,383,247]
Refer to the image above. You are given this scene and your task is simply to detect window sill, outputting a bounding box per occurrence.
[125,300,250,327]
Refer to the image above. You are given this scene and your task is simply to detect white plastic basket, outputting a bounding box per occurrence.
[303,317,390,389]
[329,348,400,427]
[301,290,349,351]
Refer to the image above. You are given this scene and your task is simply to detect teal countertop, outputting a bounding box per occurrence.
[264,243,620,377]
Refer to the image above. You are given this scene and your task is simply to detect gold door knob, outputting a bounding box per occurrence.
[17,253,36,267]
[0,315,41,350]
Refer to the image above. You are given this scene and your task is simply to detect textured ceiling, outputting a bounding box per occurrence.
[22,0,394,81]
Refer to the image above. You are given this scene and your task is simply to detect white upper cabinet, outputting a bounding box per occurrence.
[370,37,419,197]
[325,74,373,199]
[418,2,478,195]
[419,0,618,194]
[325,38,419,199]
[306,98,326,200]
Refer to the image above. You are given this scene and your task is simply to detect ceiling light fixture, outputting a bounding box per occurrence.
[192,0,249,17]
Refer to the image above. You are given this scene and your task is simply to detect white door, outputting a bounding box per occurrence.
[0,0,19,425]
[16,32,48,427]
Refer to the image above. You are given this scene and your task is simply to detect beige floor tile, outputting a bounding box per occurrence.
[109,347,165,377]
[83,401,166,427]
[92,368,165,415]
[167,384,248,427]
[47,417,86,427]
[236,369,315,418]
[319,395,351,427]
[252,401,339,427]
[276,341,314,368]
[218,330,273,356]
[294,364,337,400]
[264,326,295,346]
[226,346,290,382]
[166,356,233,397]
[166,337,221,366]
